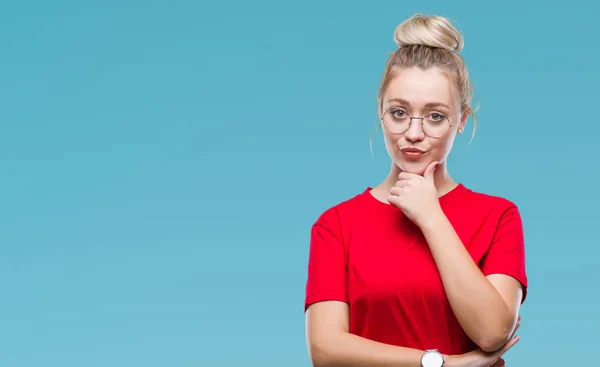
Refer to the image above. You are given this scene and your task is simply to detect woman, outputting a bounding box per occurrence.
[304,13,528,367]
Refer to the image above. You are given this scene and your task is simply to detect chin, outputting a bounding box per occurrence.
[395,160,427,175]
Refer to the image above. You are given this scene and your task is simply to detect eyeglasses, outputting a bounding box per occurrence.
[380,107,454,138]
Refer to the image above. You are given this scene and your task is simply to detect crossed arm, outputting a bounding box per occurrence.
[306,279,521,367]
[306,301,431,367]
[305,210,524,367]
[419,212,523,352]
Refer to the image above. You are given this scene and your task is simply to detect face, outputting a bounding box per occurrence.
[379,67,467,175]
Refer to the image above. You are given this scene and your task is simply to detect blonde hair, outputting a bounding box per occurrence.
[371,14,478,154]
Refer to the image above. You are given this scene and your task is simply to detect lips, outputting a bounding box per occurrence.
[401,147,425,153]
[400,147,426,158]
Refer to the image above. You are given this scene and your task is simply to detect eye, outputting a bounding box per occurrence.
[391,108,407,118]
[428,112,445,121]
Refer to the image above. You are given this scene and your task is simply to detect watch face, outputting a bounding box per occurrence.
[421,351,444,367]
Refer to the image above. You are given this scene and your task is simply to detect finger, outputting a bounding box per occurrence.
[423,161,440,181]
[390,187,404,196]
[398,171,421,180]
[490,357,506,367]
[509,318,521,339]
[390,186,411,195]
[394,180,411,188]
[387,194,400,206]
[492,336,520,358]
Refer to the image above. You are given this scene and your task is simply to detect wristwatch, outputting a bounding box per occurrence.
[420,349,445,367]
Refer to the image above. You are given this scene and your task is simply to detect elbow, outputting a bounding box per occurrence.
[475,322,514,353]
[308,337,337,367]
[477,336,510,353]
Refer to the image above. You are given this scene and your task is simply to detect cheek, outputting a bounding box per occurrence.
[383,131,400,153]
[431,136,456,159]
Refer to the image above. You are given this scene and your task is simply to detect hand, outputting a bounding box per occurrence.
[445,337,519,367]
[387,161,441,226]
[445,315,521,367]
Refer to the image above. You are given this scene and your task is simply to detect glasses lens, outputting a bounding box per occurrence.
[422,113,450,138]
[382,108,410,134]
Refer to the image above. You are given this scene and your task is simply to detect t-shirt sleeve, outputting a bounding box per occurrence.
[304,208,348,311]
[480,204,529,302]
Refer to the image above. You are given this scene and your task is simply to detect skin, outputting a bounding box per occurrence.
[306,67,524,367]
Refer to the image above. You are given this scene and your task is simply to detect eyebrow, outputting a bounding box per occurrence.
[386,98,451,110]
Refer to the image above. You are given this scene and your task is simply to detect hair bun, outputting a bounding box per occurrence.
[393,14,464,53]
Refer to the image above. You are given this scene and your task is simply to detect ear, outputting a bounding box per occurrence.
[458,105,470,134]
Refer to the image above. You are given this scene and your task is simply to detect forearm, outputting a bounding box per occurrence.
[310,332,431,367]
[419,210,514,351]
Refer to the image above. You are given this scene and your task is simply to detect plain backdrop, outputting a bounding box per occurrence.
[0,0,598,366]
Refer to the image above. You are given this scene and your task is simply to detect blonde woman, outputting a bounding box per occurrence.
[304,14,527,367]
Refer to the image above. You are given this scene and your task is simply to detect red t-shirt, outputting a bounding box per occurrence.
[304,183,528,355]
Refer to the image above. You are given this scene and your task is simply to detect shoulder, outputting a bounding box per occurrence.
[312,188,370,229]
[451,185,524,232]
[459,184,520,214]
[454,186,526,250]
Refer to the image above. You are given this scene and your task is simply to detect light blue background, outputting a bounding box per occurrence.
[1,1,598,366]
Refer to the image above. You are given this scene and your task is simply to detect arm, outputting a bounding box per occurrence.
[306,300,520,367]
[305,211,437,367]
[419,209,523,352]
[389,166,528,353]
[306,300,431,367]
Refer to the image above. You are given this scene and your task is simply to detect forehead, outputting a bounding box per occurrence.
[383,67,457,109]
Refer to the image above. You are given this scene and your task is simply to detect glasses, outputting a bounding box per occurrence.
[380,107,454,138]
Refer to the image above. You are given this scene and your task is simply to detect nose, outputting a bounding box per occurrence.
[404,118,425,142]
